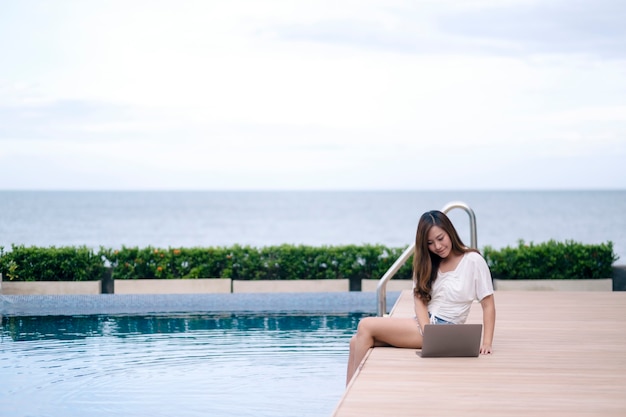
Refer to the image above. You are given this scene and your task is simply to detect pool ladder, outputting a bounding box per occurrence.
[376,201,478,316]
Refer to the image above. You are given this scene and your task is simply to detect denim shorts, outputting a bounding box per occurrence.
[429,313,454,325]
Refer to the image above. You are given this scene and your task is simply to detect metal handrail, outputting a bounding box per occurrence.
[376,201,477,316]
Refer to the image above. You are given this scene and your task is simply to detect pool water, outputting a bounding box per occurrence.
[1,313,366,417]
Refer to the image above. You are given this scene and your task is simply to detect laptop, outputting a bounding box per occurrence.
[418,324,483,358]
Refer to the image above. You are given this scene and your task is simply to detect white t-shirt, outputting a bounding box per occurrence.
[428,251,494,324]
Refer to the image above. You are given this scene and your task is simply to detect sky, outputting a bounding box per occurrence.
[0,0,625,191]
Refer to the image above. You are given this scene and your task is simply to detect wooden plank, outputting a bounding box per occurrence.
[332,291,626,417]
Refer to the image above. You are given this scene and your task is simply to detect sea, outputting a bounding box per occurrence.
[0,190,624,264]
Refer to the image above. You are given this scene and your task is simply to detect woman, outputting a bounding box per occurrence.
[346,210,496,385]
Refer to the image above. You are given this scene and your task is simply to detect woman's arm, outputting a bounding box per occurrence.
[413,295,430,334]
[479,294,496,354]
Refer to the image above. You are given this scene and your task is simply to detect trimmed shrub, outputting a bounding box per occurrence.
[0,241,616,282]
[0,245,103,281]
[99,244,412,281]
[483,240,618,280]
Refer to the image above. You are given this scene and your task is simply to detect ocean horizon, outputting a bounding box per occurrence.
[0,190,624,264]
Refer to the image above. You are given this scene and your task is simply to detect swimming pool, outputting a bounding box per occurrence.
[1,293,400,417]
[2,313,364,417]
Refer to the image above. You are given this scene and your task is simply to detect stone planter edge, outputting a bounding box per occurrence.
[360,279,413,292]
[493,278,613,291]
[232,279,350,293]
[0,280,102,295]
[114,278,232,294]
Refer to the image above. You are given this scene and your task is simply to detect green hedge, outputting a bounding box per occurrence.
[0,241,618,282]
[483,240,618,280]
[99,244,411,281]
[1,244,413,282]
[0,245,104,282]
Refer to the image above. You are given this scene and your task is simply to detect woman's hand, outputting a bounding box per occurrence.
[480,344,493,355]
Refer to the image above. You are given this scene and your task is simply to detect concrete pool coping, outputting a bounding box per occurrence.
[0,292,402,316]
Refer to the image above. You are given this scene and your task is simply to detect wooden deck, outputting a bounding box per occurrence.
[332,291,626,417]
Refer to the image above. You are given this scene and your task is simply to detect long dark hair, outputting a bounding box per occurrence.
[412,210,475,301]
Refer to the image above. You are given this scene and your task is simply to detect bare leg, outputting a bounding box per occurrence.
[346,316,422,385]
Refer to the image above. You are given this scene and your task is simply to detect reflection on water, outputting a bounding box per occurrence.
[2,314,363,341]
[1,313,366,417]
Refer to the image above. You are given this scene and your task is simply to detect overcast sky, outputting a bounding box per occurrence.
[1,0,625,190]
